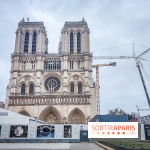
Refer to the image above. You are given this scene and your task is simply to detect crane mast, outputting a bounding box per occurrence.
[92,62,116,115]
[136,60,150,107]
[133,46,150,108]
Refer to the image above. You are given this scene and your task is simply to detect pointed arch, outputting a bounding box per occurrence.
[68,108,86,124]
[18,75,36,86]
[29,83,34,94]
[78,83,82,94]
[42,73,62,84]
[70,83,74,94]
[18,109,31,117]
[24,32,29,54]
[68,74,84,84]
[39,106,62,124]
[77,32,81,53]
[32,32,36,54]
[21,83,25,95]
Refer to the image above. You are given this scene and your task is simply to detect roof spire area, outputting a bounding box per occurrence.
[82,17,85,22]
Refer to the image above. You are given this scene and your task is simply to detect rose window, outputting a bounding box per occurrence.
[44,76,60,92]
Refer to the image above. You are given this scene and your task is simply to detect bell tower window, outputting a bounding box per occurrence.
[21,84,25,95]
[70,32,73,53]
[77,32,81,53]
[78,83,82,94]
[29,84,34,94]
[70,83,74,94]
[24,32,29,54]
[32,32,36,54]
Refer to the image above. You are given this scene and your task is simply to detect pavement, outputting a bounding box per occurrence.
[0,143,104,150]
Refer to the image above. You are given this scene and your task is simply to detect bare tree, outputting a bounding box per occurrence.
[131,112,138,119]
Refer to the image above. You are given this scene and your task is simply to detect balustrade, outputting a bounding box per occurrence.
[9,95,90,106]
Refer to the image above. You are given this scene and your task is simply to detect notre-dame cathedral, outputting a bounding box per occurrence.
[5,18,96,124]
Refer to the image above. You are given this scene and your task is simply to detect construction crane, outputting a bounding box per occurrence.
[92,62,116,115]
[93,47,150,115]
[134,47,150,107]
[93,56,136,60]
[93,56,135,115]
[135,59,150,106]
[133,47,150,119]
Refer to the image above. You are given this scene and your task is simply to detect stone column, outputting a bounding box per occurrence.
[20,34,25,53]
[28,33,32,54]
[81,32,84,53]
[36,32,39,53]
[14,30,21,54]
[87,32,90,53]
[84,56,89,70]
[65,32,68,52]
[61,30,65,53]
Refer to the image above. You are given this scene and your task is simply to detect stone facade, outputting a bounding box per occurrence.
[0,101,4,108]
[5,18,96,124]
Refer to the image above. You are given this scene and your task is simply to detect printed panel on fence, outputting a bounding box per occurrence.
[37,125,55,138]
[64,125,72,138]
[10,125,28,138]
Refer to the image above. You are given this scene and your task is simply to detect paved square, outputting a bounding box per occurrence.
[0,143,104,150]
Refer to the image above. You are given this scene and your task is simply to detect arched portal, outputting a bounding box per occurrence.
[39,106,62,124]
[68,108,86,124]
[19,110,31,117]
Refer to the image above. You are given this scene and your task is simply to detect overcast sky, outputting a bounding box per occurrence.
[0,0,150,116]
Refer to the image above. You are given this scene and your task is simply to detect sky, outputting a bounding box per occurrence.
[0,0,150,116]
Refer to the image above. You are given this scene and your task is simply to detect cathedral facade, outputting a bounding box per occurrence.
[5,18,96,124]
